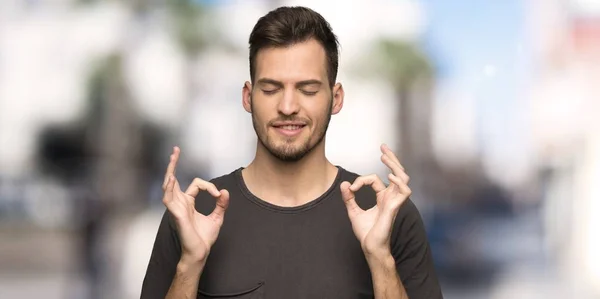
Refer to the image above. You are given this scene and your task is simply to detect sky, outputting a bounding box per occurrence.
[420,0,533,185]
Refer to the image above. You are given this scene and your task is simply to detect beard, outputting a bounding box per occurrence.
[252,100,332,162]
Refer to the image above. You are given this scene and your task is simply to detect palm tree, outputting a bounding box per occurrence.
[372,39,433,171]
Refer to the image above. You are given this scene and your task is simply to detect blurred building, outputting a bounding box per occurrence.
[527,0,600,295]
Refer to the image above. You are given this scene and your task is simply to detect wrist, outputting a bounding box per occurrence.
[364,249,395,267]
[177,258,205,276]
[179,253,208,268]
[362,243,391,258]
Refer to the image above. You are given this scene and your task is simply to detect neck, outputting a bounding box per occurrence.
[242,139,339,207]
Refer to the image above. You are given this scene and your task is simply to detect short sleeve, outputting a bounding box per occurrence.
[140,209,182,299]
[391,199,443,299]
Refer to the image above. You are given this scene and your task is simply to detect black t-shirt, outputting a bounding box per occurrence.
[141,166,442,299]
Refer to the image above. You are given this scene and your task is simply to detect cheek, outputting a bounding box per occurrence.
[253,112,268,130]
[310,102,332,123]
[251,102,271,122]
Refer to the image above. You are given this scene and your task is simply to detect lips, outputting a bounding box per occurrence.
[271,120,307,129]
[271,123,306,137]
[274,124,305,130]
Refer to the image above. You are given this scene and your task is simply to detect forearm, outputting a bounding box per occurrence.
[367,252,408,299]
[165,258,205,299]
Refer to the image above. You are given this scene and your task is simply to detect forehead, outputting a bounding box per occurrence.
[254,39,328,83]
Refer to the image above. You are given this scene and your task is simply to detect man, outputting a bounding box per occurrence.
[141,6,442,299]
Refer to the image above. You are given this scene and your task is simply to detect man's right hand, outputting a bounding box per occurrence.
[162,146,230,265]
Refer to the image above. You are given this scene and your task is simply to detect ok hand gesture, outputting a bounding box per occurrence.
[340,144,411,257]
[162,146,230,264]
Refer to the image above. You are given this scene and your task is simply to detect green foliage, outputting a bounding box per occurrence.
[166,0,210,56]
[374,39,433,90]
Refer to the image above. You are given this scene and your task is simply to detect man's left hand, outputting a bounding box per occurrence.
[340,144,411,258]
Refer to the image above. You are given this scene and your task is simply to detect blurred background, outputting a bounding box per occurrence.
[0,0,599,298]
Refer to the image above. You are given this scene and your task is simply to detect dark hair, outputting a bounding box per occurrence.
[248,6,340,87]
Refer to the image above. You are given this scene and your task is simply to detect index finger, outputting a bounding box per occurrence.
[185,178,221,198]
[350,174,386,193]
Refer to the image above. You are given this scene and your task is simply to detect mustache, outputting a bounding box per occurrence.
[267,116,311,126]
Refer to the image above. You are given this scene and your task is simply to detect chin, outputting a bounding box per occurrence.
[266,141,313,162]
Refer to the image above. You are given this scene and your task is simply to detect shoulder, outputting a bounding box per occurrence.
[208,168,242,189]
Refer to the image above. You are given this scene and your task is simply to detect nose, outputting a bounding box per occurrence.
[277,88,300,116]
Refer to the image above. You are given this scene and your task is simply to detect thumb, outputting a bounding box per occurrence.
[340,181,361,216]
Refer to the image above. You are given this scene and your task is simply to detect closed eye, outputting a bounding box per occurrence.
[262,89,279,95]
[300,90,318,96]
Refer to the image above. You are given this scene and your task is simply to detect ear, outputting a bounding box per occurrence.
[242,81,252,113]
[331,82,344,115]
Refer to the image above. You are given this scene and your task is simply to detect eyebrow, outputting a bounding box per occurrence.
[256,78,323,88]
